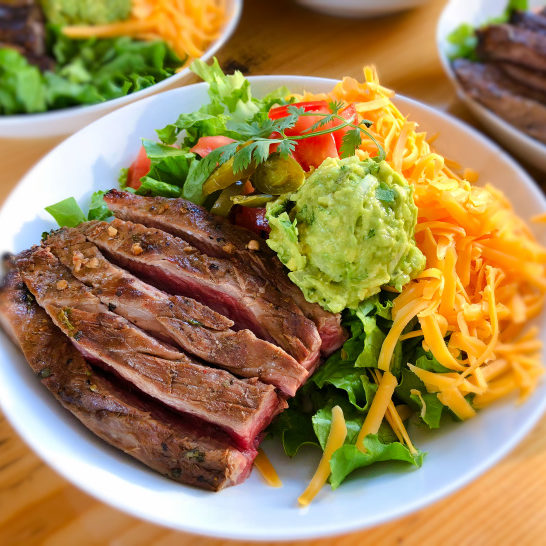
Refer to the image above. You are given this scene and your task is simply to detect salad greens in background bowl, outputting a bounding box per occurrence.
[0,0,242,138]
[436,0,546,171]
[1,62,545,539]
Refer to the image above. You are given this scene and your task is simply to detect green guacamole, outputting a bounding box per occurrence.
[41,0,131,25]
[266,157,425,313]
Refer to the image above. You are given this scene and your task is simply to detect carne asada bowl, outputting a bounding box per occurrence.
[437,0,546,171]
[0,69,545,540]
[0,0,241,138]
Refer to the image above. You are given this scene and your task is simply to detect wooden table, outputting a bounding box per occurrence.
[1,1,545,544]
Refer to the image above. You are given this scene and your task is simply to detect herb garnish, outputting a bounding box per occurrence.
[188,100,385,200]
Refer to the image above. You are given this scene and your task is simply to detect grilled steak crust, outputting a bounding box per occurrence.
[497,62,546,96]
[81,218,322,369]
[0,261,255,491]
[103,190,346,358]
[45,228,306,396]
[15,247,285,448]
[453,59,546,144]
[510,10,546,35]
[476,24,546,73]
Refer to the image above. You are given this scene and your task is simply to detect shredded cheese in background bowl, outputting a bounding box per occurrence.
[291,68,546,501]
[63,0,228,68]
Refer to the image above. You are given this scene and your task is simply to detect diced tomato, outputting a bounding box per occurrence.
[127,146,151,190]
[190,135,236,157]
[267,100,359,170]
[233,207,270,238]
[269,100,329,120]
[331,104,358,149]
[291,133,339,172]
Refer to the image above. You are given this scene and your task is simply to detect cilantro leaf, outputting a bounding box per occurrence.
[339,128,362,158]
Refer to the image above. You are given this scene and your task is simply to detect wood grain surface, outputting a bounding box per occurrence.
[1,1,545,544]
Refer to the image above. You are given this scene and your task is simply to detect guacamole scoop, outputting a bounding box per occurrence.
[266,157,425,313]
[41,0,131,25]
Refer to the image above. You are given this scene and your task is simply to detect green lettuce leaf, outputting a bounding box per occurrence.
[329,435,424,489]
[45,197,86,227]
[87,190,112,221]
[396,368,444,429]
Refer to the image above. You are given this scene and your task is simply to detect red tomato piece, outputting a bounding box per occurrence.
[268,100,329,120]
[127,146,151,190]
[190,135,236,157]
[268,100,348,170]
[292,133,339,172]
[233,207,270,237]
[330,104,358,149]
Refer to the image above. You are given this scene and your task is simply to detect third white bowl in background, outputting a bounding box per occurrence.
[295,0,434,18]
[437,0,546,172]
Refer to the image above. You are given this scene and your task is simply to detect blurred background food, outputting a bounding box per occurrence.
[0,0,229,115]
[450,4,546,145]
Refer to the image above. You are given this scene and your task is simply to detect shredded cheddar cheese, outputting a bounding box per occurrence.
[254,449,282,488]
[63,0,227,68]
[296,67,545,444]
[298,405,347,506]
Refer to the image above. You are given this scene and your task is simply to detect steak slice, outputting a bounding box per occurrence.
[0,260,255,491]
[45,228,307,396]
[453,59,546,144]
[496,62,546,96]
[81,218,322,369]
[510,10,546,34]
[15,247,285,448]
[102,190,346,357]
[476,24,546,73]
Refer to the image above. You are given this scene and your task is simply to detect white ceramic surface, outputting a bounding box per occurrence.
[0,76,545,541]
[0,0,242,139]
[295,0,433,18]
[437,0,546,171]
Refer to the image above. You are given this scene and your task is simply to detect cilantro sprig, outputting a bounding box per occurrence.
[185,100,386,202]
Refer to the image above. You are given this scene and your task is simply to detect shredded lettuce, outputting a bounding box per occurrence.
[268,293,435,488]
[0,26,182,115]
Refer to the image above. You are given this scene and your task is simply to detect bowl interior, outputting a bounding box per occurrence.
[0,76,545,541]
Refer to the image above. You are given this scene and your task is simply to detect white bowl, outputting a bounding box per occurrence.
[0,0,242,139]
[295,0,433,18]
[437,0,546,172]
[0,76,545,541]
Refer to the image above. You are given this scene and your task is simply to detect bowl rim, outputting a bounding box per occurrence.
[1,75,545,541]
[0,0,243,130]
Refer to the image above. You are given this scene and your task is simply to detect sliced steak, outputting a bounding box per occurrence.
[45,228,306,396]
[0,1,53,69]
[14,247,285,448]
[103,190,346,356]
[496,62,546,96]
[80,218,322,369]
[0,260,255,491]
[476,24,546,73]
[510,10,546,34]
[453,59,546,144]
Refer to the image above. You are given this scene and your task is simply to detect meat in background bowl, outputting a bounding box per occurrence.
[0,0,242,139]
[0,75,545,541]
[437,0,546,171]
